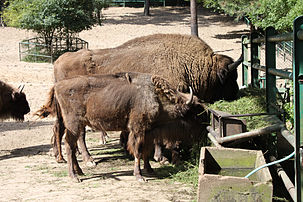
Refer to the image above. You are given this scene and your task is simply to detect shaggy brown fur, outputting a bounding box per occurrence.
[45,72,205,182]
[0,80,30,121]
[54,34,240,102]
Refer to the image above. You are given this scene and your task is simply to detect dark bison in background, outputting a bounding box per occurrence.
[42,72,207,182]
[0,81,30,121]
[37,33,242,165]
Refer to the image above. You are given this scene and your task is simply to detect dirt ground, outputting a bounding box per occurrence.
[0,6,248,201]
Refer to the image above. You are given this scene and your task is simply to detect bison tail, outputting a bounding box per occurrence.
[34,87,57,118]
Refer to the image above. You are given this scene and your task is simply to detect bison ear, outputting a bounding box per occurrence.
[217,68,228,84]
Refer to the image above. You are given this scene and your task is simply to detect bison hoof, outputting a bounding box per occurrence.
[56,157,67,164]
[159,157,169,165]
[135,175,147,182]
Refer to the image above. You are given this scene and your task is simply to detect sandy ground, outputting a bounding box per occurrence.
[0,6,248,201]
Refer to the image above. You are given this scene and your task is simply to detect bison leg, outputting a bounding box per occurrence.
[133,155,146,182]
[143,156,154,174]
[65,130,82,183]
[77,129,96,168]
[53,117,67,163]
[119,131,129,151]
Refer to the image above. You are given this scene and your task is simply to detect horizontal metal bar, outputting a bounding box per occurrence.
[252,30,303,44]
[215,124,284,144]
[252,64,293,79]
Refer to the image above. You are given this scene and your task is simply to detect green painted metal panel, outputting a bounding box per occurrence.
[293,15,303,202]
[251,32,260,88]
[265,27,277,114]
[242,35,249,87]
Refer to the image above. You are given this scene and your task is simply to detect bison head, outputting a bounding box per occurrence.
[7,85,30,121]
[212,54,243,102]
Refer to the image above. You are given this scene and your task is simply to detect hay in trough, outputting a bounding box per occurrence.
[209,87,278,131]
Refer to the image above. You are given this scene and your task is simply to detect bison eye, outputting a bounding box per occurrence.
[217,69,228,84]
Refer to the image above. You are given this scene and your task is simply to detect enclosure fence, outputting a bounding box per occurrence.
[19,37,88,63]
[241,16,303,202]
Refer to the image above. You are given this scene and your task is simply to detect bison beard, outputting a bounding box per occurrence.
[47,72,206,182]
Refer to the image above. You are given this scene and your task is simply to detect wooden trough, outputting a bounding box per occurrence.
[197,147,273,201]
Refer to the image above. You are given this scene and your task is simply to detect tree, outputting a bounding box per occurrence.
[94,0,110,25]
[3,0,104,48]
[202,0,303,32]
[144,0,150,16]
[190,0,198,37]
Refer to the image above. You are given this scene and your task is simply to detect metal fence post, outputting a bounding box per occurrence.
[241,35,249,87]
[293,16,303,202]
[250,32,260,87]
[265,27,277,113]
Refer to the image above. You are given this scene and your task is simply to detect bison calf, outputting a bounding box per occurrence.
[46,72,206,182]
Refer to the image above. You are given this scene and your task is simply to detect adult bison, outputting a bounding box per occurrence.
[44,72,207,182]
[0,81,30,120]
[37,33,242,165]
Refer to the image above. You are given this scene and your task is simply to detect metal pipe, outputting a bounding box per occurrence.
[251,30,303,44]
[280,127,295,148]
[269,156,296,201]
[252,64,293,79]
[207,133,222,148]
[215,124,283,144]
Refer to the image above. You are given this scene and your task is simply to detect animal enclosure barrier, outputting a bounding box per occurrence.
[241,16,303,201]
[19,37,88,63]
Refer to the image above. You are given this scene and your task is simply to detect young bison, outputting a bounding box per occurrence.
[46,72,206,182]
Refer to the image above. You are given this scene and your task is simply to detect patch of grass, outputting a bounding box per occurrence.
[156,162,199,189]
[51,170,68,178]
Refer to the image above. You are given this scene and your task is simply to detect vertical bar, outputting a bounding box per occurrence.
[241,35,249,87]
[293,16,303,202]
[250,32,260,87]
[265,27,277,113]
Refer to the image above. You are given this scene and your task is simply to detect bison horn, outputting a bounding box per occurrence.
[18,84,25,93]
[227,54,243,71]
[185,87,193,105]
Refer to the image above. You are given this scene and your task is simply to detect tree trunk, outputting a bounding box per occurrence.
[144,0,150,16]
[190,0,198,37]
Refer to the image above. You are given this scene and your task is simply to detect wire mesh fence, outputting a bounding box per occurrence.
[19,37,88,63]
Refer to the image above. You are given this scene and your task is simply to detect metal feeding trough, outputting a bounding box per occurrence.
[197,147,273,201]
[207,109,283,146]
[208,109,247,138]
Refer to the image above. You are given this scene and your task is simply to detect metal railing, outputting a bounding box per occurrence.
[241,16,303,202]
[19,37,88,63]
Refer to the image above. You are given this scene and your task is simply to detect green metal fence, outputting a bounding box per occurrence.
[241,16,303,201]
[19,37,88,63]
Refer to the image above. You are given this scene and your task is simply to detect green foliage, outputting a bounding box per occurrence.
[3,0,107,49]
[202,0,303,32]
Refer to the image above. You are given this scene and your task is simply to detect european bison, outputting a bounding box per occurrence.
[0,81,30,121]
[44,72,206,182]
[38,33,242,165]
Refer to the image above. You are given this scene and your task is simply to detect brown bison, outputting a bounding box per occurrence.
[44,72,206,182]
[38,33,242,165]
[0,81,30,121]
